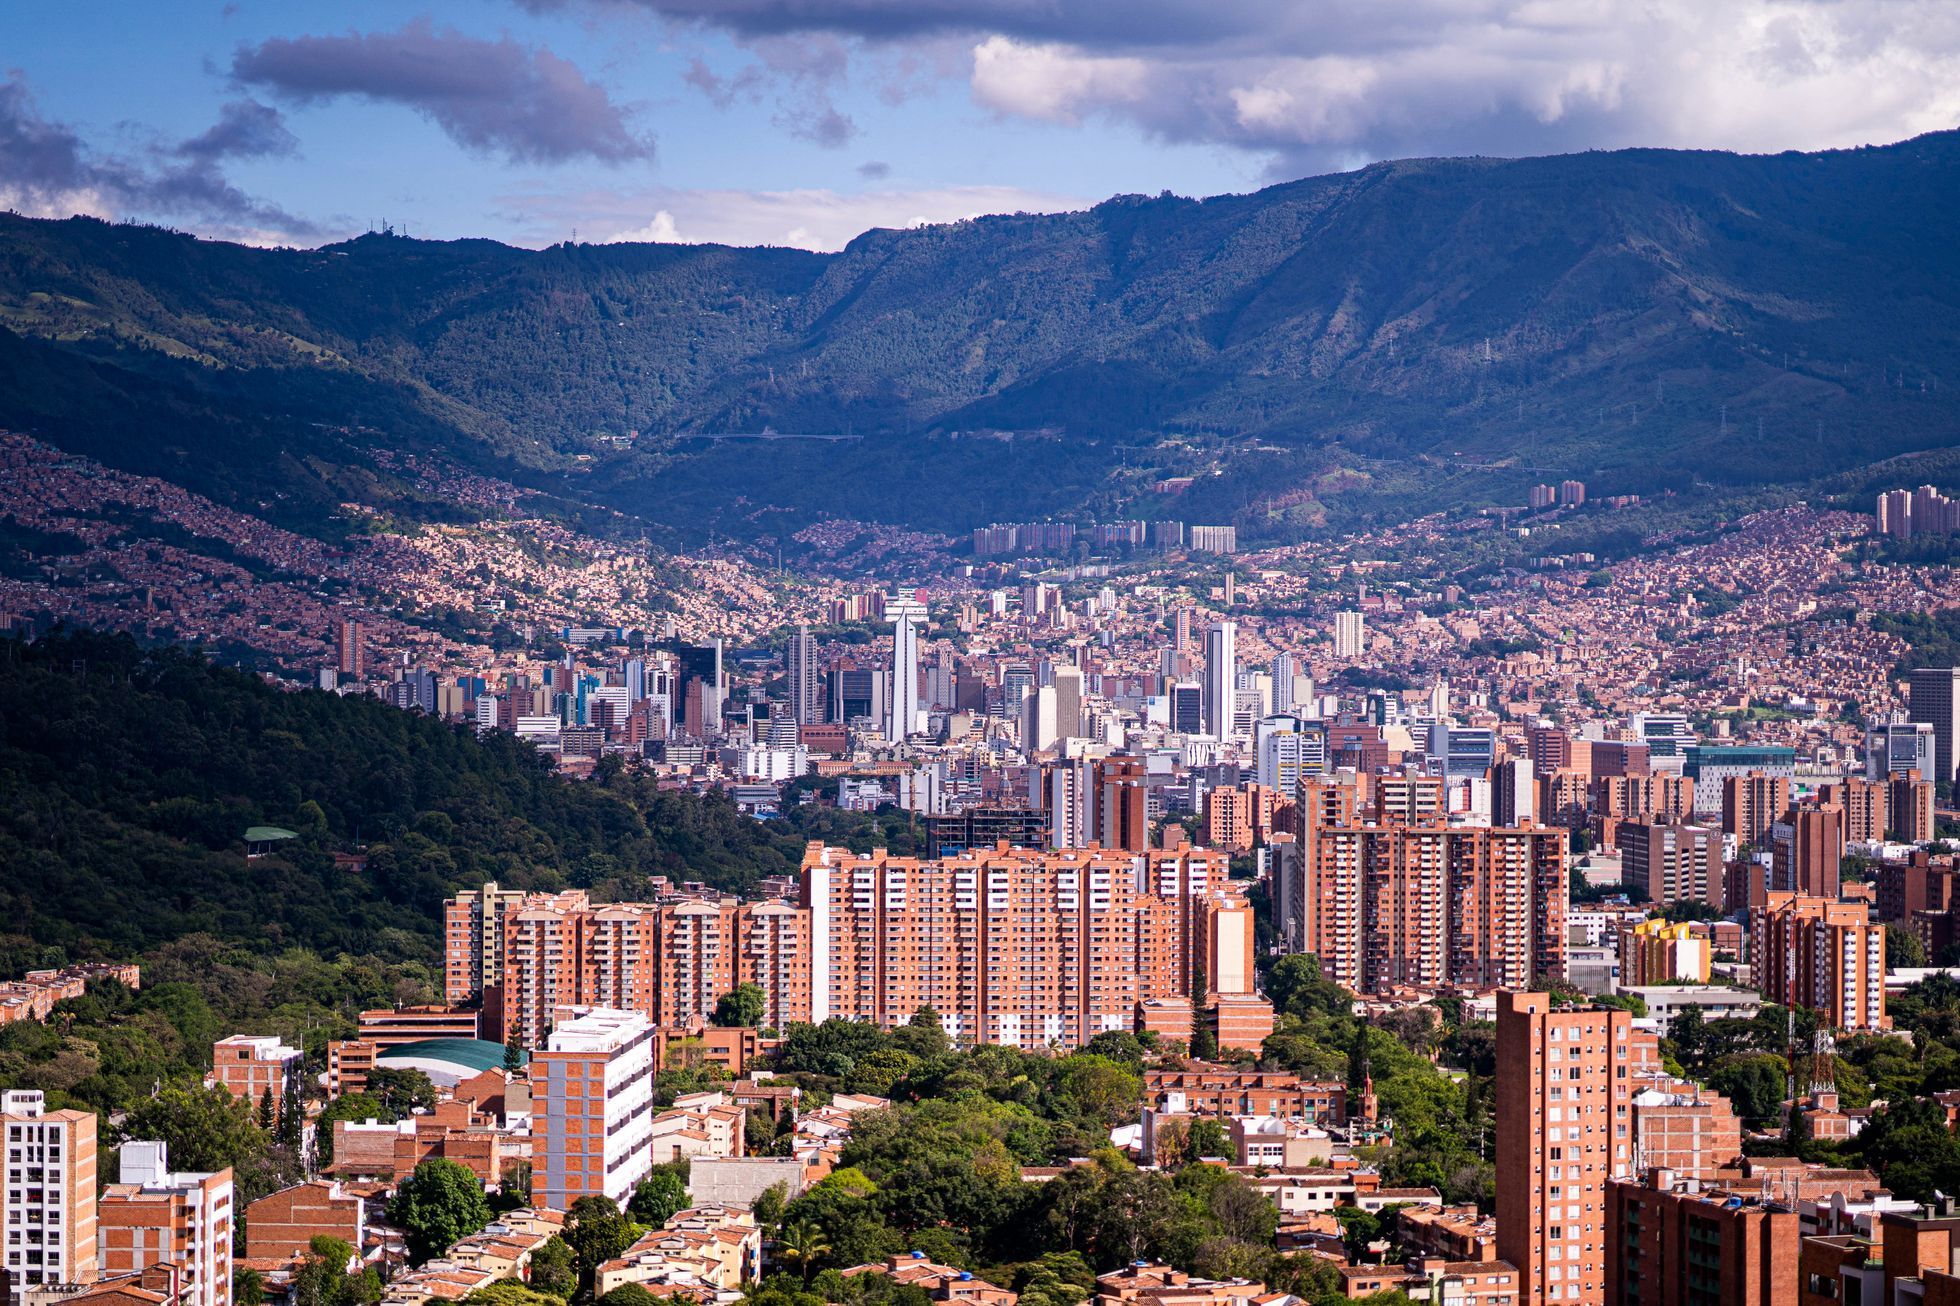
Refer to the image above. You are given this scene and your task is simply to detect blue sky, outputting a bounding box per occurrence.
[6,1,1959,250]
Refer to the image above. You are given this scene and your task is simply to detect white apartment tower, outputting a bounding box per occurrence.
[2,1089,99,1295]
[887,594,927,740]
[1203,621,1237,740]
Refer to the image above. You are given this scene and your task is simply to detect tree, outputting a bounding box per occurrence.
[391,1159,492,1264]
[1266,955,1352,1021]
[1707,1055,1790,1128]
[365,1068,439,1117]
[258,1086,277,1132]
[503,1035,528,1074]
[564,1196,637,1287]
[1888,925,1929,970]
[463,1285,562,1306]
[629,1171,690,1227]
[1054,1055,1144,1128]
[713,984,767,1028]
[528,1236,578,1298]
[122,1083,274,1195]
[776,1216,833,1283]
[889,1007,951,1060]
[1187,1119,1230,1161]
[234,1268,266,1306]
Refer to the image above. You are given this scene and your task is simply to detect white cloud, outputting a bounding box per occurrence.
[969,36,1148,124]
[508,182,1089,251]
[598,0,1960,173]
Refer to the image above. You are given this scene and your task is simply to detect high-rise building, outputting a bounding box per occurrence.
[443,881,527,1034]
[1202,622,1237,740]
[1286,823,1566,993]
[1255,715,1326,792]
[1867,720,1937,783]
[334,617,365,680]
[1889,773,1937,844]
[1720,772,1791,847]
[1494,758,1536,826]
[888,594,926,741]
[533,1009,657,1211]
[1093,757,1151,853]
[1333,611,1366,659]
[1169,683,1203,735]
[1907,667,1960,785]
[1270,654,1297,715]
[1753,894,1886,1032]
[1770,806,1844,898]
[1427,726,1497,780]
[100,1142,234,1306]
[1052,667,1083,741]
[1529,484,1557,510]
[785,625,820,726]
[1558,480,1586,507]
[1,1090,98,1295]
[1497,991,1641,1306]
[1618,820,1722,907]
[799,842,1259,1048]
[1817,778,1887,844]
[487,892,815,1047]
[1617,919,1710,986]
[1022,684,1059,753]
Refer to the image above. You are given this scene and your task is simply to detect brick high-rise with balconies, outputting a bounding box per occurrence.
[1497,991,1646,1306]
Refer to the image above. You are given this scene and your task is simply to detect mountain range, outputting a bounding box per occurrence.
[4,132,1960,545]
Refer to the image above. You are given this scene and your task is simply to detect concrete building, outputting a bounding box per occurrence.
[241,1180,364,1261]
[2,1090,98,1296]
[1203,622,1237,740]
[1908,667,1960,785]
[1333,611,1365,660]
[800,842,1264,1049]
[1722,772,1792,847]
[785,625,820,726]
[1753,895,1887,1032]
[1618,919,1710,987]
[1496,991,1643,1306]
[1287,821,1567,994]
[1617,820,1722,907]
[99,1142,233,1306]
[1771,807,1845,899]
[533,1009,657,1211]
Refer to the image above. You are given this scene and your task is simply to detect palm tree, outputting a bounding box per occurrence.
[775,1217,831,1284]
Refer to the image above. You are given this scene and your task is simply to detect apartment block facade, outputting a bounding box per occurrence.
[1753,894,1887,1032]
[2,1090,98,1295]
[1496,992,1643,1306]
[98,1142,233,1306]
[533,1009,657,1211]
[801,842,1257,1049]
[1285,819,1566,994]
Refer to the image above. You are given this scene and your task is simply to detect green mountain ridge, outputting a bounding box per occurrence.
[4,133,1960,542]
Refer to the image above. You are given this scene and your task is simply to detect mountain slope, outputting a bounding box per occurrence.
[3,134,1959,541]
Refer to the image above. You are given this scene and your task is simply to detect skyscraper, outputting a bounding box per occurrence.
[785,624,819,725]
[1270,653,1297,714]
[1333,611,1365,659]
[1497,991,1640,1306]
[1052,666,1084,741]
[1908,667,1960,785]
[1203,621,1237,740]
[888,593,927,740]
[334,617,365,680]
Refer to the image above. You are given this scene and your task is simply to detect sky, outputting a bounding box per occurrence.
[6,1,1960,252]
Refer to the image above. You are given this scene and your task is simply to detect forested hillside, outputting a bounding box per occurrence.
[4,133,1960,540]
[0,631,904,972]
